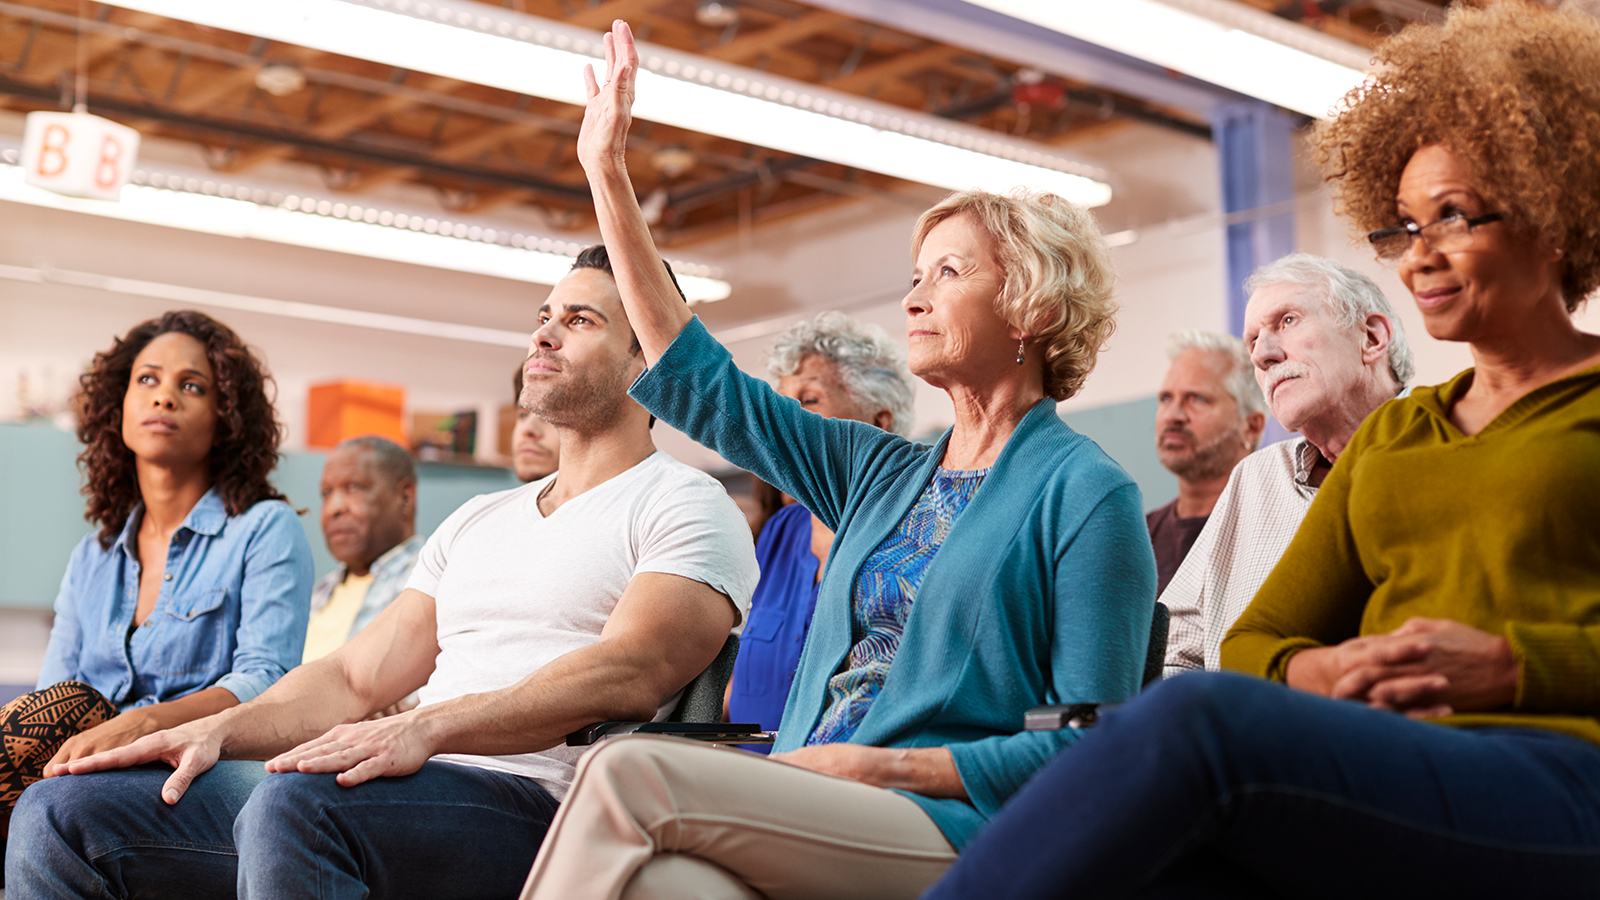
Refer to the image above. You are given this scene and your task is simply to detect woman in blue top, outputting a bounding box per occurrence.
[0,310,313,829]
[730,312,915,751]
[519,22,1155,900]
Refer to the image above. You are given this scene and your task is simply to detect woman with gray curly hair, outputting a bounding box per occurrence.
[519,21,1156,900]
[729,312,914,750]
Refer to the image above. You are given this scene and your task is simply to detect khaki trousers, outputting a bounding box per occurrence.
[519,735,959,900]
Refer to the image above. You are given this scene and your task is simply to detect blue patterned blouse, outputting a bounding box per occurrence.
[807,466,988,745]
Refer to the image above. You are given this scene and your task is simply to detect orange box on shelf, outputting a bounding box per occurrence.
[306,380,406,449]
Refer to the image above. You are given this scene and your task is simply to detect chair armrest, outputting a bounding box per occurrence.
[566,721,776,747]
[1023,703,1107,731]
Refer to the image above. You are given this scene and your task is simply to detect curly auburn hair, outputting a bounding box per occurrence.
[77,310,288,548]
[1311,0,1600,310]
[912,188,1118,401]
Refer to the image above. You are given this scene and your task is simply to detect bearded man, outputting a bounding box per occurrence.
[10,245,758,900]
[1147,332,1266,593]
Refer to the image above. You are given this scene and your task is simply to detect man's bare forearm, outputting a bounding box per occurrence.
[211,656,377,759]
[412,636,683,758]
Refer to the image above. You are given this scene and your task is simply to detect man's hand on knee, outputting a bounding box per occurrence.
[264,711,436,787]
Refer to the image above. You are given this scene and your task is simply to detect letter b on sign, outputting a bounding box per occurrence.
[22,111,141,201]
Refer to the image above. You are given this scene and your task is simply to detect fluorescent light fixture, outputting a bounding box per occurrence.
[0,261,533,347]
[0,151,731,303]
[964,0,1370,119]
[98,0,1112,205]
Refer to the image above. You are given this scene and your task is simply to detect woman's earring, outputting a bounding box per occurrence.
[1016,338,1026,366]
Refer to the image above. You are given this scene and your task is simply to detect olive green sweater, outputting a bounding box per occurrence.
[1223,363,1600,746]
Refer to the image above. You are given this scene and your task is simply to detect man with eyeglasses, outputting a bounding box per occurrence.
[1162,253,1413,676]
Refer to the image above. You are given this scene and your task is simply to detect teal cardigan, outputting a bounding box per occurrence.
[631,318,1156,848]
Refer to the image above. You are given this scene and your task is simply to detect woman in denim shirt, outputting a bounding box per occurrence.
[0,310,313,828]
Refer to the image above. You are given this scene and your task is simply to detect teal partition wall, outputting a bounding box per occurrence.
[2,400,1169,608]
[1059,397,1175,515]
[0,422,521,609]
[0,424,94,610]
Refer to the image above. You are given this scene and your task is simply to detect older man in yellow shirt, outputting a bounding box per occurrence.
[302,437,424,666]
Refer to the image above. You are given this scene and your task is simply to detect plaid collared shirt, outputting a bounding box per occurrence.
[309,533,426,643]
[1161,438,1324,676]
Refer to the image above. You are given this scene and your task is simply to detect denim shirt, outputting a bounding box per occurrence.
[37,488,314,710]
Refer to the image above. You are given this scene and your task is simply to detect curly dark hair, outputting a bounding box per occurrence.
[1311,1,1600,310]
[77,310,288,548]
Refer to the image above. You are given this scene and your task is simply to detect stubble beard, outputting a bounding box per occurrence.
[520,354,633,437]
[1161,420,1249,483]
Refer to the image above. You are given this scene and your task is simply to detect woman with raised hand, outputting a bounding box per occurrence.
[518,19,1154,900]
[921,4,1600,898]
[0,310,312,833]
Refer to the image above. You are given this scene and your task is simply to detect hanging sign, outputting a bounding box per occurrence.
[20,111,141,202]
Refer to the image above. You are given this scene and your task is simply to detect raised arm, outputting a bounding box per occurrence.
[576,19,691,363]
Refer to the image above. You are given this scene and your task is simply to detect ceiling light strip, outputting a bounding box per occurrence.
[97,0,1112,204]
[0,262,532,347]
[962,0,1368,119]
[0,149,730,302]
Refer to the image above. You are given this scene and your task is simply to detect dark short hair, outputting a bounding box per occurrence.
[335,435,416,487]
[570,244,686,358]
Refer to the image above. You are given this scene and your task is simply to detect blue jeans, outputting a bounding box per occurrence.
[922,672,1600,900]
[6,759,559,899]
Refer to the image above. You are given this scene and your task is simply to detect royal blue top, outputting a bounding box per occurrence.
[631,317,1156,849]
[728,502,820,752]
[37,488,314,710]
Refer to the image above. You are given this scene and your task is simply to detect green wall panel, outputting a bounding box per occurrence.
[2,398,1168,609]
[0,423,521,609]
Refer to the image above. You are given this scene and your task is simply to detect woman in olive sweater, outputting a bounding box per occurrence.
[922,4,1600,898]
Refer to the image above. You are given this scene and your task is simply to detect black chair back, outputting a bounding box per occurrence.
[1143,602,1169,687]
[666,634,740,723]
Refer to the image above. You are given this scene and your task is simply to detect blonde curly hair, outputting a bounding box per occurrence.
[911,189,1117,401]
[1312,0,1600,310]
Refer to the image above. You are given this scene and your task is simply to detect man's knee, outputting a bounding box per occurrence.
[235,771,339,843]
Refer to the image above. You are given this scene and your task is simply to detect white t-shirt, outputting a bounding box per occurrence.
[405,450,758,799]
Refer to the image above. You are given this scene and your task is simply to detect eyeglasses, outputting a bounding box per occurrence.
[1367,212,1503,260]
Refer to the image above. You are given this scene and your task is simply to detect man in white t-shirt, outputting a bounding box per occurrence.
[9,246,759,900]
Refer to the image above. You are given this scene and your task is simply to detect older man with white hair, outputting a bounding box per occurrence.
[1163,253,1413,675]
[1147,332,1267,593]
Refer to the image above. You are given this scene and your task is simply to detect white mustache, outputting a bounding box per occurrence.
[1264,363,1310,398]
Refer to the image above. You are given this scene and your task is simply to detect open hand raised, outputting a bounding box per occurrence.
[576,20,639,178]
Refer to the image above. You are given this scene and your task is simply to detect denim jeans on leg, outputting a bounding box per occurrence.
[235,759,559,900]
[922,672,1600,900]
[5,759,267,900]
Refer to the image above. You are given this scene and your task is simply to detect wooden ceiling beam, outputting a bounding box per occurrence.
[170,45,325,113]
[702,10,851,63]
[18,10,167,84]
[568,0,667,31]
[826,44,961,94]
[220,72,465,173]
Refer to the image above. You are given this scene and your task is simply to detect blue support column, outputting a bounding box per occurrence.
[1213,101,1297,338]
